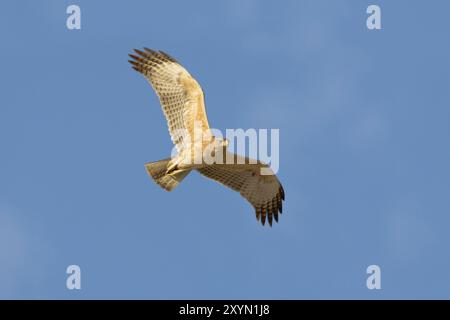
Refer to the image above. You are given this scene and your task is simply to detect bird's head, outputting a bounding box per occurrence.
[222,138,229,148]
[214,137,229,151]
[211,137,229,156]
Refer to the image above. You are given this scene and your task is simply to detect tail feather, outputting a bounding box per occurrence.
[145,158,190,191]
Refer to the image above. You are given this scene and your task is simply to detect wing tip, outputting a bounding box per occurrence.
[134,48,145,56]
[254,184,285,227]
[128,47,180,75]
[131,47,177,63]
[158,50,178,62]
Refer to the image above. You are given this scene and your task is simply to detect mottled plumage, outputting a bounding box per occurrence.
[129,48,285,226]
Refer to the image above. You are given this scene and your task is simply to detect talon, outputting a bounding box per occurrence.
[166,162,178,174]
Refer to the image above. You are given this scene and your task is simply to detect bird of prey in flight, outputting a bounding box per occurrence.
[128,48,285,226]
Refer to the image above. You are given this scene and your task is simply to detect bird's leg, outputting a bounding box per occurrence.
[166,155,186,175]
[166,160,178,175]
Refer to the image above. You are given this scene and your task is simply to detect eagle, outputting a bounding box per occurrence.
[128,48,285,226]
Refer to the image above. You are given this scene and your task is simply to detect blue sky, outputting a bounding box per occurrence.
[1,0,450,299]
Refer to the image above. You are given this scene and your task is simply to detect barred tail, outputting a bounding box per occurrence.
[145,158,190,191]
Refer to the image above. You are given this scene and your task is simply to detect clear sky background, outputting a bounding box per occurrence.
[1,0,449,299]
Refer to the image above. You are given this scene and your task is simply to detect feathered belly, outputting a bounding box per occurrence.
[176,141,226,169]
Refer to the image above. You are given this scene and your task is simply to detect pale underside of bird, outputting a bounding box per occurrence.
[128,48,285,226]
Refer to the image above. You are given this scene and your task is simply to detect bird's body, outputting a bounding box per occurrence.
[128,48,285,226]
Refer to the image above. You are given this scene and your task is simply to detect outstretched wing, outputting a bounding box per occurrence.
[197,153,285,226]
[128,48,210,151]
